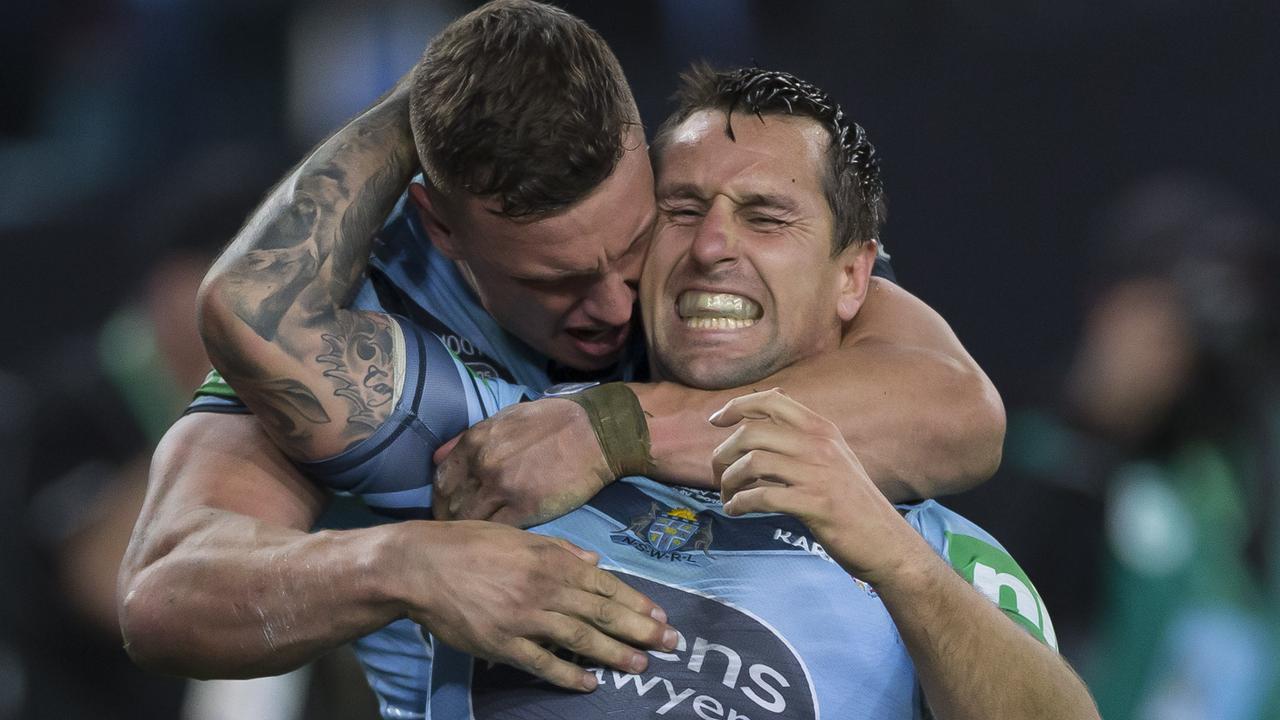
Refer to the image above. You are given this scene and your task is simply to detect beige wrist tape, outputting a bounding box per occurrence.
[563,382,656,478]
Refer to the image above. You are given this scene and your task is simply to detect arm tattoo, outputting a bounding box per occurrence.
[220,94,414,348]
[314,313,397,434]
[204,84,416,453]
[239,378,332,447]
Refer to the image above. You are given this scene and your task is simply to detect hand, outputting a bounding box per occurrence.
[710,388,925,584]
[432,398,613,527]
[400,520,676,691]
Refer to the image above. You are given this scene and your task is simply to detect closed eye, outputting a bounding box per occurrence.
[747,215,788,228]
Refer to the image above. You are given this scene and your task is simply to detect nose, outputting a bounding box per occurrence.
[689,198,739,271]
[581,271,636,327]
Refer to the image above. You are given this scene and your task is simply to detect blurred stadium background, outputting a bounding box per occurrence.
[2,1,1277,718]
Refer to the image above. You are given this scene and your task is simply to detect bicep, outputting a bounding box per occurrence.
[842,278,974,363]
[200,301,403,461]
[141,412,324,535]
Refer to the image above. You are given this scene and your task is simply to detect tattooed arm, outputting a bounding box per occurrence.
[198,82,416,460]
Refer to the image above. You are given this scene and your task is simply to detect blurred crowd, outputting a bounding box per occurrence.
[1,1,1276,718]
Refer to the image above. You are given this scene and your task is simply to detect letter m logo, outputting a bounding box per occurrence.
[945,532,1058,650]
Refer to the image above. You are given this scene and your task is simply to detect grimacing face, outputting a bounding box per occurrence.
[412,129,656,371]
[641,110,877,390]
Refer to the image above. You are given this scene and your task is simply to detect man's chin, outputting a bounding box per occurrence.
[654,351,770,391]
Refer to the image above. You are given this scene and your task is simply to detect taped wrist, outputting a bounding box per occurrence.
[563,383,656,479]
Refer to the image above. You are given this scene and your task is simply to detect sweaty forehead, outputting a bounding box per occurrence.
[657,110,829,197]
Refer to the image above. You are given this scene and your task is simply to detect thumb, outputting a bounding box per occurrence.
[433,434,462,465]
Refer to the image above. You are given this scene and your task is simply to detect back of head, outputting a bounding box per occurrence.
[652,63,887,254]
[411,0,640,219]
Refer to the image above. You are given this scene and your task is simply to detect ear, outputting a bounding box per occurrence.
[408,182,462,260]
[835,240,880,322]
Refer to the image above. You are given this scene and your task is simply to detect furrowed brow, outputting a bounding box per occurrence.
[657,183,707,203]
[738,192,801,214]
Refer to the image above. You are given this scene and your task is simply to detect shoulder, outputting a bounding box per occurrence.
[902,500,1059,649]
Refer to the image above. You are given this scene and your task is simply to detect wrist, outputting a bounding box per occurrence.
[363,521,432,620]
[632,382,731,486]
[562,383,654,479]
[855,529,940,595]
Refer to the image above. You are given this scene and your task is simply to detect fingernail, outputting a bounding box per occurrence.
[650,606,668,623]
[707,409,723,423]
[582,672,598,691]
[630,653,647,673]
[662,628,678,650]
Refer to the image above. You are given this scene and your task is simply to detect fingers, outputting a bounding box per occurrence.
[449,492,506,523]
[571,563,670,624]
[541,606,653,676]
[555,584,674,649]
[723,484,804,517]
[431,452,462,520]
[432,433,462,465]
[712,422,815,482]
[719,449,813,500]
[506,637,599,692]
[708,388,832,434]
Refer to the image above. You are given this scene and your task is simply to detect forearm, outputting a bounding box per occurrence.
[197,82,416,458]
[119,413,405,678]
[872,539,1098,720]
[636,352,998,498]
[201,80,415,350]
[121,509,400,678]
[636,279,1005,501]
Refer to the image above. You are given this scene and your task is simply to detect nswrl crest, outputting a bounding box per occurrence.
[612,502,714,561]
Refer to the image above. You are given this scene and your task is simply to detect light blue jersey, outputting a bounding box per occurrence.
[185,198,1050,720]
[332,315,1057,719]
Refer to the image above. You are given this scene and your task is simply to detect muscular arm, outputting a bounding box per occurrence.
[119,413,674,686]
[118,412,395,677]
[873,540,1096,720]
[637,278,1004,500]
[198,80,417,460]
[716,390,1097,720]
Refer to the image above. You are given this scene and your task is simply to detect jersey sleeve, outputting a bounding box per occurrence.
[184,369,250,415]
[295,315,531,519]
[904,501,1059,650]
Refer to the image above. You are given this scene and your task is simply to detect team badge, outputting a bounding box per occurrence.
[611,503,714,563]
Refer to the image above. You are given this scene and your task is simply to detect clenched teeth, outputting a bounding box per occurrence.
[677,291,762,322]
[683,316,757,330]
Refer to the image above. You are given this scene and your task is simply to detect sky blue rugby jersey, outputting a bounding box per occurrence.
[313,314,1059,720]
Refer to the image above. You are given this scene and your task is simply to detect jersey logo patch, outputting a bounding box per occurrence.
[945,531,1058,650]
[612,503,714,563]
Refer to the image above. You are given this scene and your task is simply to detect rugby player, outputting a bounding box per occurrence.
[119,0,1006,711]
